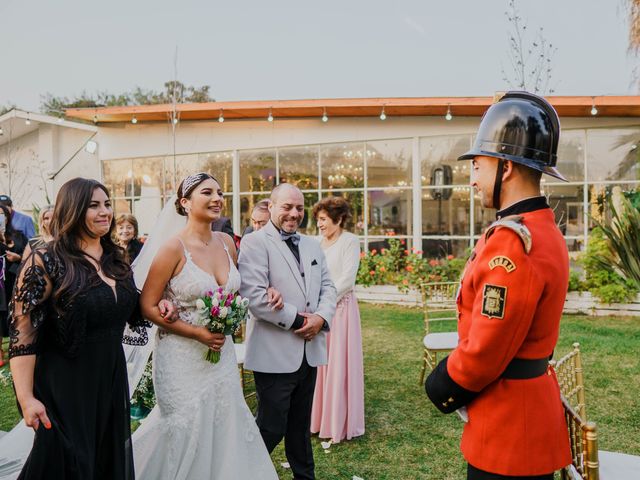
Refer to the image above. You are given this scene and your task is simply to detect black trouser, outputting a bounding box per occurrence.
[254,355,317,480]
[468,464,554,480]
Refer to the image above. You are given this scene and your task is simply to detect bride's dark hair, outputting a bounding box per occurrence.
[48,177,132,314]
[174,172,219,216]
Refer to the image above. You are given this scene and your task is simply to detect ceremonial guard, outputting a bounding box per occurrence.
[425,91,572,479]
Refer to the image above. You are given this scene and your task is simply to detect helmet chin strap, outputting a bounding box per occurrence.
[492,158,504,211]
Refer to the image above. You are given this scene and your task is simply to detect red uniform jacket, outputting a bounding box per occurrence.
[426,203,571,476]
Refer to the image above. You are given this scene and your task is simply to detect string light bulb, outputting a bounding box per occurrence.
[379,106,386,121]
[590,97,598,116]
[131,115,138,124]
[57,116,64,123]
[25,118,31,126]
[218,109,224,123]
[267,108,274,122]
[445,104,453,121]
[322,107,328,123]
[93,114,98,124]
[173,117,179,125]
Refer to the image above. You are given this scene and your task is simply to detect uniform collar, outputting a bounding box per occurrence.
[496,196,549,219]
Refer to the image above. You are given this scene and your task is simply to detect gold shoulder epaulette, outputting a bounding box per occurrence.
[485,214,532,254]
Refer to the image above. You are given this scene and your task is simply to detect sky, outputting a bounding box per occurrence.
[0,0,637,112]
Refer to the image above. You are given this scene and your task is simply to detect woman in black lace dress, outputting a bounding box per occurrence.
[9,178,150,480]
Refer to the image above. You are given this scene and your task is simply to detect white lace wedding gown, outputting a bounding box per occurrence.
[132,241,278,480]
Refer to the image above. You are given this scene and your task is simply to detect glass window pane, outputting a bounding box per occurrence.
[320,142,364,189]
[367,189,412,236]
[419,238,470,259]
[299,192,320,236]
[422,187,471,235]
[200,152,234,194]
[222,194,233,221]
[587,183,640,229]
[112,198,132,216]
[132,197,163,236]
[420,135,471,185]
[318,190,365,235]
[366,139,412,188]
[132,157,164,199]
[557,130,585,182]
[103,159,132,198]
[239,149,276,192]
[541,184,584,236]
[175,154,199,186]
[164,155,177,197]
[279,146,319,190]
[240,193,270,233]
[587,128,640,181]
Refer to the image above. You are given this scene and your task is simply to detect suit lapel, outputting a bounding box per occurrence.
[264,222,305,294]
[299,237,313,299]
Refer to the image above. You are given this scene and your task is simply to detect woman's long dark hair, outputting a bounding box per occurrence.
[48,178,132,314]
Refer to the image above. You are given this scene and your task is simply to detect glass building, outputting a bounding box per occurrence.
[100,127,640,257]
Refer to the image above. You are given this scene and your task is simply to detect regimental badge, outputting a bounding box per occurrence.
[481,284,507,319]
[488,256,516,273]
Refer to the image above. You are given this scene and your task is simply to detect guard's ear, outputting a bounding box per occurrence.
[502,160,515,181]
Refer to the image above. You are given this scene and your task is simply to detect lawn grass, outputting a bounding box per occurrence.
[0,305,638,479]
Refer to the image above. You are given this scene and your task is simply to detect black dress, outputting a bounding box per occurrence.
[9,248,149,480]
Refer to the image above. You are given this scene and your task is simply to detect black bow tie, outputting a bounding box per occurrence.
[280,231,300,246]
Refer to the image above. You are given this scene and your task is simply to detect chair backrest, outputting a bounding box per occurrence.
[561,397,600,480]
[420,282,458,335]
[551,342,587,420]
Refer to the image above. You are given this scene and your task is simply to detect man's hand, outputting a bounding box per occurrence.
[158,299,178,322]
[294,313,325,341]
[267,287,284,311]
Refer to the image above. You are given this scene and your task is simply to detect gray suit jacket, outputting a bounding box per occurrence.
[238,221,336,373]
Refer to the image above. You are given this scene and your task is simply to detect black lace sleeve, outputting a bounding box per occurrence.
[8,249,53,358]
[122,290,152,346]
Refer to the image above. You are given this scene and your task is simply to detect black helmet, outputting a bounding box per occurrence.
[458,91,566,182]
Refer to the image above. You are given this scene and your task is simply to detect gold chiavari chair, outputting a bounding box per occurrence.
[553,344,640,479]
[551,342,587,420]
[418,281,459,385]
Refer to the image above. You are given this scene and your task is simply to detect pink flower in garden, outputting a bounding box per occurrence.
[402,279,409,286]
[400,240,406,245]
[447,254,454,260]
[429,259,438,267]
[381,248,387,254]
[360,252,366,259]
[379,266,386,272]
[369,270,376,276]
[404,249,410,255]
[371,249,378,255]
[405,265,414,272]
[416,250,423,255]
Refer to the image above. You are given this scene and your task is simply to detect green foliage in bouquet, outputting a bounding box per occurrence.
[356,238,467,292]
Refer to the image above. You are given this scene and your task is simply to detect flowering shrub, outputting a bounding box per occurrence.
[356,238,467,291]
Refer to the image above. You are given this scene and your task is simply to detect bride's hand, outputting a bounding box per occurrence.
[195,329,226,351]
[267,287,284,311]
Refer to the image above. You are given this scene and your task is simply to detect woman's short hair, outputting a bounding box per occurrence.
[312,196,352,227]
[38,205,55,236]
[115,213,139,237]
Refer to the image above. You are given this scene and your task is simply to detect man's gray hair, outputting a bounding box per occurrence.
[252,198,271,214]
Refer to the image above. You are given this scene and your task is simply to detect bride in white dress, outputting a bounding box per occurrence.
[132,173,278,480]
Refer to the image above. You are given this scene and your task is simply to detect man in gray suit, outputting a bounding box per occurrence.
[238,183,336,480]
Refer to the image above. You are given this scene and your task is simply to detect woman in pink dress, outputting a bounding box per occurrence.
[310,197,365,443]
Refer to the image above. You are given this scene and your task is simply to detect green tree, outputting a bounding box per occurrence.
[40,81,214,116]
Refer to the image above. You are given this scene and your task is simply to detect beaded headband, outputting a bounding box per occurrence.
[180,172,212,198]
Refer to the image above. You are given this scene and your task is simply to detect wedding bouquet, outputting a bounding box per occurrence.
[196,287,250,363]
